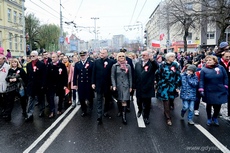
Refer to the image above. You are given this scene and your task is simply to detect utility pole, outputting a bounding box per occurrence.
[91,17,99,51]
[60,0,64,52]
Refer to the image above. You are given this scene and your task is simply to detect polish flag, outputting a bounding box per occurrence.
[159,33,164,41]
[152,40,160,48]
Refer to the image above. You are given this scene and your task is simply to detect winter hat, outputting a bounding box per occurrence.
[187,65,197,72]
[219,42,229,49]
[0,47,4,55]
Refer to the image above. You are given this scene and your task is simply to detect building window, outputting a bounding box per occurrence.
[15,34,18,50]
[187,32,192,40]
[20,35,23,50]
[14,11,17,23]
[19,13,22,24]
[9,33,13,50]
[207,31,215,39]
[185,3,193,10]
[8,9,11,22]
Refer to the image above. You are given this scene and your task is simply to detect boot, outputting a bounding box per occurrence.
[117,102,122,117]
[71,100,76,108]
[122,106,127,125]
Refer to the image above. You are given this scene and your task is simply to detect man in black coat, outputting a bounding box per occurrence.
[73,51,94,117]
[92,49,115,124]
[46,53,68,118]
[134,50,158,125]
[25,51,46,122]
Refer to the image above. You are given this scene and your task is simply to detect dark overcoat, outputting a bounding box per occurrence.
[92,58,115,94]
[26,60,46,96]
[199,64,228,105]
[46,62,68,96]
[73,58,94,100]
[134,60,158,98]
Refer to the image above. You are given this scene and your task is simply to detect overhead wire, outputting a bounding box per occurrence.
[29,0,60,19]
[73,0,84,21]
[30,0,72,22]
[135,0,147,22]
[129,0,139,25]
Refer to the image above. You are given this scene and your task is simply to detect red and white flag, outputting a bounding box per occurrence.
[159,33,164,41]
[152,40,160,48]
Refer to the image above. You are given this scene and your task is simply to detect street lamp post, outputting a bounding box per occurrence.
[91,17,99,51]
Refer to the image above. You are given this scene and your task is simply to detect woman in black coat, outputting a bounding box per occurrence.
[3,58,27,121]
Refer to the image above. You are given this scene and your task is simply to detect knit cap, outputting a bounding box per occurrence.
[187,65,196,72]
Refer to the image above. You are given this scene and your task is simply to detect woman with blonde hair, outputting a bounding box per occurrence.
[3,58,27,121]
[199,55,228,126]
[111,52,132,124]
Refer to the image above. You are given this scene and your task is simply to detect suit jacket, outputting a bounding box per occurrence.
[134,60,158,98]
[92,58,115,93]
[26,60,46,96]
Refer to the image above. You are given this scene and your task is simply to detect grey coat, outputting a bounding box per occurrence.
[111,63,132,101]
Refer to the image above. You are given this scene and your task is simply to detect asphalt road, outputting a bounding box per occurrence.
[0,96,230,153]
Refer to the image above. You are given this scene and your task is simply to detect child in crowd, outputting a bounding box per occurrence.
[180,65,199,125]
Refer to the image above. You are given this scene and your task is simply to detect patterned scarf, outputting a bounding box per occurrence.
[118,60,127,71]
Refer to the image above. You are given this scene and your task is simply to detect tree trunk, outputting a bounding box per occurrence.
[218,24,229,45]
[183,28,188,52]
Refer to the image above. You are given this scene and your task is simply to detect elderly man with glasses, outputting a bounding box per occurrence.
[25,51,46,122]
[133,50,159,125]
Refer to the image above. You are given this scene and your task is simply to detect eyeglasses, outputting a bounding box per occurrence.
[118,56,125,57]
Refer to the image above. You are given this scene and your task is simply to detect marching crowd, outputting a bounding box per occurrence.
[0,42,229,127]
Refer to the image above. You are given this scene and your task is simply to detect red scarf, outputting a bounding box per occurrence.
[221,58,229,68]
[32,59,38,67]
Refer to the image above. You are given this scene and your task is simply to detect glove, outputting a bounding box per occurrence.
[200,91,205,97]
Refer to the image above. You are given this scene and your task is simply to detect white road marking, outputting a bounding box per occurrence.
[133,96,146,128]
[35,106,80,153]
[194,124,230,153]
[23,106,78,153]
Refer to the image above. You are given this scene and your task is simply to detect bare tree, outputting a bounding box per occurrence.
[160,0,201,51]
[201,0,230,44]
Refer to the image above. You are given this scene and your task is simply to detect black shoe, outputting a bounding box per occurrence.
[39,111,44,118]
[97,118,102,125]
[137,111,142,118]
[144,118,150,125]
[103,112,112,119]
[25,116,33,122]
[81,112,87,117]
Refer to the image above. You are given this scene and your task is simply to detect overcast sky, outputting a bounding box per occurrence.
[25,0,161,41]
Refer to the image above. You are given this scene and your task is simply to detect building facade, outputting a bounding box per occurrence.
[0,0,25,56]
